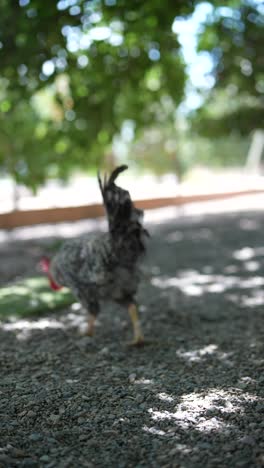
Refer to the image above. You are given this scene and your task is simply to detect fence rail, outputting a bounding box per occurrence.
[0,188,264,229]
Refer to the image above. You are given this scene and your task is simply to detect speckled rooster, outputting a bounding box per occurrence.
[41,165,149,345]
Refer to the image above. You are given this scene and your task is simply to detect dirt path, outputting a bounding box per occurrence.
[0,210,263,467]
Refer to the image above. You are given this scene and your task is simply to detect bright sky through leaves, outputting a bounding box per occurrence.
[173,2,214,112]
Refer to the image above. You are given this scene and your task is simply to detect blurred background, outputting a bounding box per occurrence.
[0,0,263,218]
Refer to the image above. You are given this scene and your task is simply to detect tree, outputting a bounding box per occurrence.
[193,0,263,137]
[126,119,193,181]
[0,0,197,189]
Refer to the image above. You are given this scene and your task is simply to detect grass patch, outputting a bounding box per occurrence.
[0,277,74,317]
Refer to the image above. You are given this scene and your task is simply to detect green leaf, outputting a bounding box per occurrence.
[0,277,74,317]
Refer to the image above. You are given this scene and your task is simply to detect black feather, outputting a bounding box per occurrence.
[98,165,149,262]
[108,164,128,184]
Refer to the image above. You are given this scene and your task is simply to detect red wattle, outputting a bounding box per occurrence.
[40,256,62,291]
[48,274,63,291]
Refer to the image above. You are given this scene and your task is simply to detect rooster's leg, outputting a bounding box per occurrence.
[128,303,144,345]
[86,313,96,337]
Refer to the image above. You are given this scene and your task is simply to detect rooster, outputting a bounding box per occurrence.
[40,165,149,345]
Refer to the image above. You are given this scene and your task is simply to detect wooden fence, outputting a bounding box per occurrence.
[0,188,264,229]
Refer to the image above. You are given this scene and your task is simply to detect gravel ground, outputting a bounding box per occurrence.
[0,209,264,468]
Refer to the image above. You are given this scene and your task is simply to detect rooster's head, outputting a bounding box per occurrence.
[39,256,63,291]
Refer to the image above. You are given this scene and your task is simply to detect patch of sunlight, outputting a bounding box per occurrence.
[241,291,264,307]
[157,392,174,402]
[151,274,203,296]
[233,245,264,262]
[152,269,264,297]
[229,288,264,308]
[233,247,255,261]
[197,417,227,432]
[176,345,233,364]
[148,389,259,433]
[1,318,64,331]
[244,261,260,272]
[206,283,226,293]
[143,426,166,436]
[176,344,218,362]
[134,378,154,385]
[183,284,203,296]
[149,409,175,421]
[240,277,264,288]
[71,302,82,311]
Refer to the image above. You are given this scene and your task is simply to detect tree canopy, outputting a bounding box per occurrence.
[0,0,262,190]
[193,0,263,137]
[0,0,197,189]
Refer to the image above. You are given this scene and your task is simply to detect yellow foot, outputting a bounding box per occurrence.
[82,315,96,337]
[127,337,157,347]
[127,335,145,347]
[79,326,94,337]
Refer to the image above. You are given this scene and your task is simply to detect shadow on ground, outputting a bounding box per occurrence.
[0,210,263,467]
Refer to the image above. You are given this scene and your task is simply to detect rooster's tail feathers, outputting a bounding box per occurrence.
[97,165,128,199]
[97,164,133,225]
